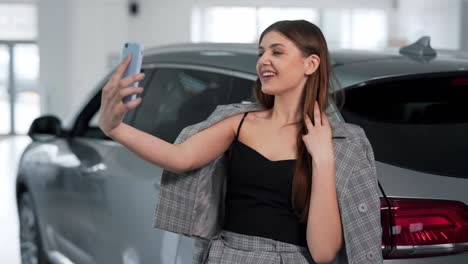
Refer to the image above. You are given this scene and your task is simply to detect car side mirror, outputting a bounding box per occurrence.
[28,115,63,141]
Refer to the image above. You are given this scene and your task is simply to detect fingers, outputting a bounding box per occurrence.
[314,102,321,125]
[305,102,330,128]
[321,111,329,126]
[119,73,145,88]
[110,54,132,83]
[304,113,313,131]
[109,73,145,102]
[119,86,144,100]
[124,97,142,110]
[102,55,143,102]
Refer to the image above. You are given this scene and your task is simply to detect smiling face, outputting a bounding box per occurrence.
[256,31,313,96]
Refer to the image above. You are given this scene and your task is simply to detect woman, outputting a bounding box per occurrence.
[99,20,382,264]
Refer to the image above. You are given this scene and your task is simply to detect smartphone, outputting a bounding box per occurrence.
[121,42,144,103]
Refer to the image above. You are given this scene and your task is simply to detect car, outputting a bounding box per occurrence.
[16,38,468,264]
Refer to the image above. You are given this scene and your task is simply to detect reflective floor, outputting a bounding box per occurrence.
[0,136,31,264]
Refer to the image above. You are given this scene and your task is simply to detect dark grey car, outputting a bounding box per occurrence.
[16,40,468,264]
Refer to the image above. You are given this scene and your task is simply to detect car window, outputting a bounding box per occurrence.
[229,76,256,103]
[73,75,111,139]
[131,68,231,143]
[89,110,100,127]
[78,68,153,140]
[340,75,468,178]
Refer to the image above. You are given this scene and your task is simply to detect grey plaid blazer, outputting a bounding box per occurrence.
[153,102,383,264]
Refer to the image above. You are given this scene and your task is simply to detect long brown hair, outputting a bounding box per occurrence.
[254,20,342,223]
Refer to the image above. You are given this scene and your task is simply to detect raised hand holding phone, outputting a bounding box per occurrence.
[98,44,145,137]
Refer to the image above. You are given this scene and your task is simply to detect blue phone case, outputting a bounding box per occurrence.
[121,42,144,103]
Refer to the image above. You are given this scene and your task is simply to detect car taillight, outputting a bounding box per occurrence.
[451,77,468,86]
[380,197,468,259]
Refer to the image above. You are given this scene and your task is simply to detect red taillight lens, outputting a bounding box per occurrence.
[380,197,468,259]
[451,77,468,86]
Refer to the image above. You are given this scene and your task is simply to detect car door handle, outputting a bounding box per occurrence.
[80,163,107,174]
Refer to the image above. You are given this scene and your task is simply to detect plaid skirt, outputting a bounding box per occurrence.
[202,230,315,264]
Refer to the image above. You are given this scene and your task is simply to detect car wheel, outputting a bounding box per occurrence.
[19,192,49,264]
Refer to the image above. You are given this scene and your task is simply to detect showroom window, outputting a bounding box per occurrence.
[321,9,387,49]
[0,3,40,135]
[257,7,319,33]
[192,6,386,50]
[192,7,319,43]
[192,7,258,43]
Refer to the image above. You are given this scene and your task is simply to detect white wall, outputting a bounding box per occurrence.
[37,0,72,118]
[38,0,129,122]
[461,0,468,51]
[397,0,461,49]
[129,0,192,47]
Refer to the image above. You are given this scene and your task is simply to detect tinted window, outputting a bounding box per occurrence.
[75,75,112,139]
[230,77,255,103]
[132,68,231,143]
[340,75,468,178]
[83,109,108,139]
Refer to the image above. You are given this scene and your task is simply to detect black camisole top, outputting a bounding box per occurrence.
[223,112,308,247]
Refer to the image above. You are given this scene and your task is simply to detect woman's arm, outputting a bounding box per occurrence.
[108,114,240,173]
[99,54,241,173]
[306,160,343,264]
[302,104,342,263]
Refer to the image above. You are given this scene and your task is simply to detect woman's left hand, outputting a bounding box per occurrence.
[302,102,334,166]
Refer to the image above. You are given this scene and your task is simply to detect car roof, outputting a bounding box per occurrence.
[64,43,468,130]
[143,43,468,88]
[333,50,468,87]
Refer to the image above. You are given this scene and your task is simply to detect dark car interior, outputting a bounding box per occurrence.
[341,73,468,178]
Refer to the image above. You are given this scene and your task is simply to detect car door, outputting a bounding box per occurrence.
[32,139,97,264]
[55,69,153,264]
[37,78,114,264]
[82,66,232,264]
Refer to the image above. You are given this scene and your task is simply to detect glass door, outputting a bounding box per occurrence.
[13,43,40,134]
[0,42,40,135]
[0,3,39,136]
